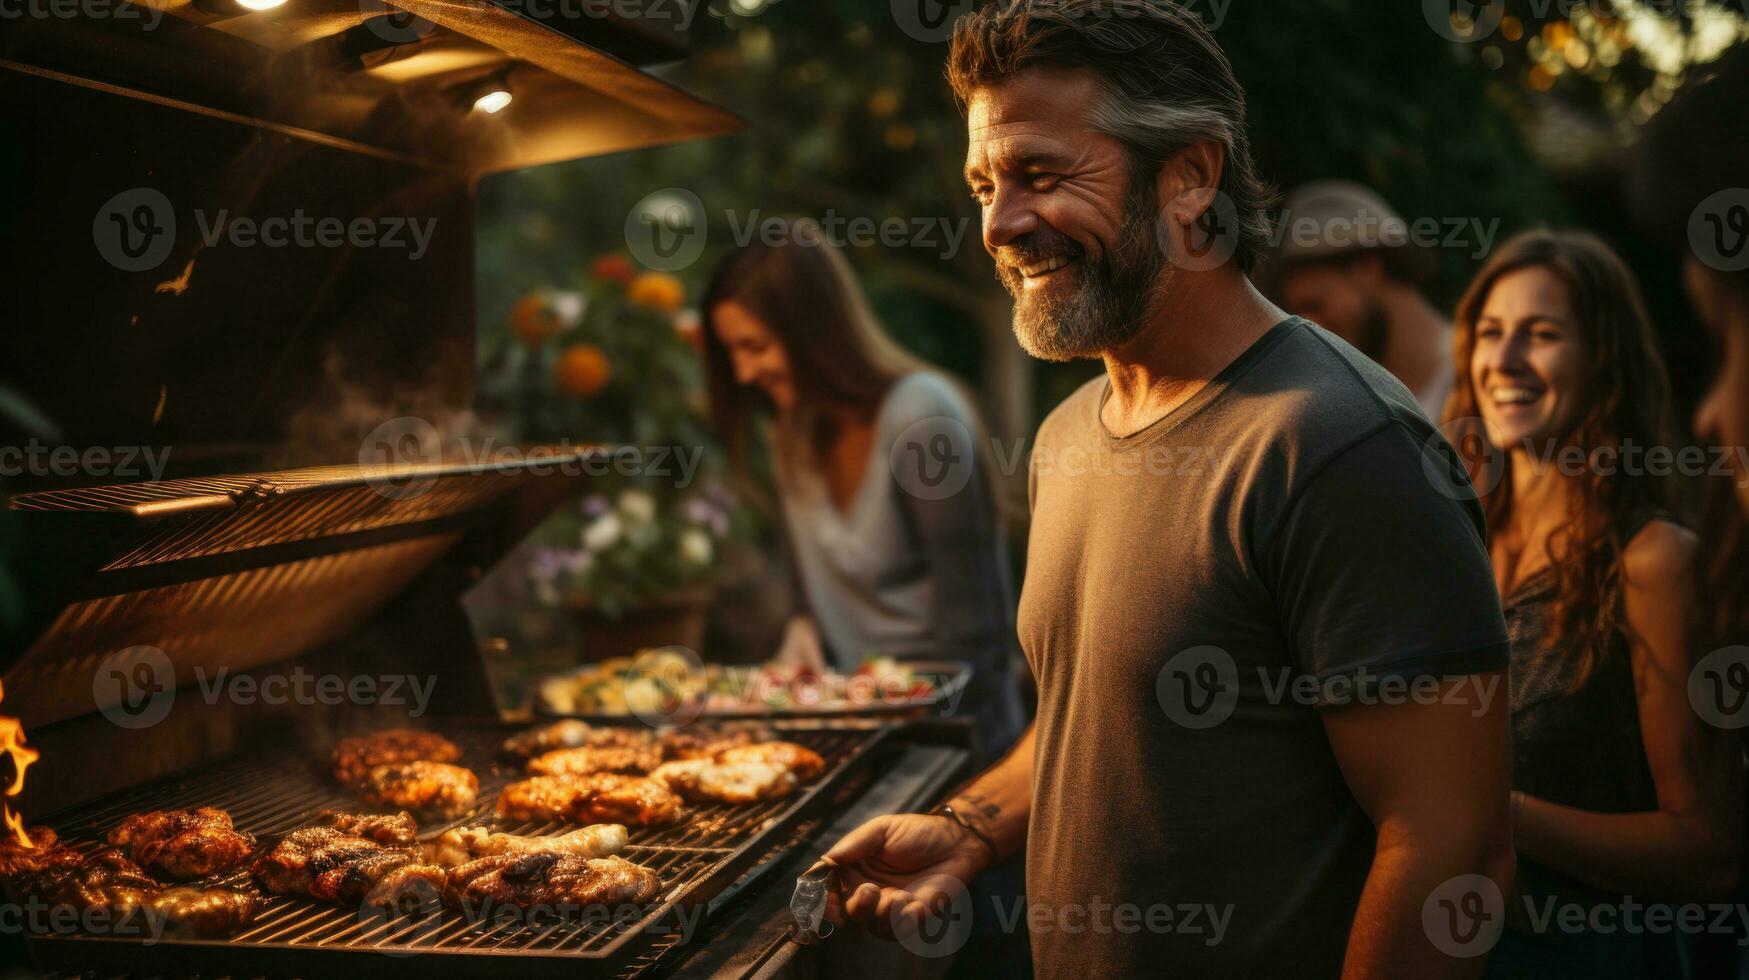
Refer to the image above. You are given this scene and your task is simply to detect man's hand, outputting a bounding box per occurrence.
[824,814,993,937]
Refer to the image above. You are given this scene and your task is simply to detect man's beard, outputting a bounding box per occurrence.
[998,182,1168,362]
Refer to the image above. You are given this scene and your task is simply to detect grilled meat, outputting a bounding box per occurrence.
[426,824,628,867]
[312,809,419,847]
[25,849,256,937]
[446,853,660,911]
[526,743,662,777]
[252,826,441,908]
[331,729,460,786]
[496,773,684,827]
[0,827,84,879]
[107,807,256,879]
[359,761,478,819]
[656,724,776,761]
[501,720,650,759]
[362,861,449,913]
[715,742,826,782]
[649,759,798,805]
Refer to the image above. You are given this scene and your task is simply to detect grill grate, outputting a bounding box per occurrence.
[20,722,890,976]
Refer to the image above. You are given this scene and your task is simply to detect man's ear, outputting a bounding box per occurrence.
[1155,139,1228,227]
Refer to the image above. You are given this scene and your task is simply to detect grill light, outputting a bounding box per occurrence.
[235,0,287,9]
[472,88,512,114]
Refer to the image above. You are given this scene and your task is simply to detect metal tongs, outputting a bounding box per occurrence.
[790,857,838,945]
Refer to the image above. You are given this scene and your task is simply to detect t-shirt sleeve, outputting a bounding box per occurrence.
[1261,419,1509,698]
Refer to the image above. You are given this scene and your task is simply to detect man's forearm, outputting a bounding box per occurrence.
[942,724,1034,863]
[1342,822,1515,979]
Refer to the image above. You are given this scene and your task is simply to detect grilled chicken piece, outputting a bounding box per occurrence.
[526,743,662,777]
[501,720,650,759]
[649,759,798,805]
[312,809,419,847]
[331,729,461,786]
[252,826,441,908]
[496,773,684,827]
[656,724,776,761]
[25,849,257,937]
[0,828,85,879]
[715,742,826,782]
[426,824,628,867]
[446,853,660,911]
[107,807,257,879]
[362,862,449,913]
[359,761,478,818]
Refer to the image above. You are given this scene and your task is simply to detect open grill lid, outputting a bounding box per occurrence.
[2,0,743,175]
[4,451,606,729]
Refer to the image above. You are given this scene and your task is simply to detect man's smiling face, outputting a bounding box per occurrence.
[965,66,1169,361]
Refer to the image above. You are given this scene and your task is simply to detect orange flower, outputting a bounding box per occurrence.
[591,254,635,284]
[627,271,685,312]
[510,292,562,348]
[556,343,612,397]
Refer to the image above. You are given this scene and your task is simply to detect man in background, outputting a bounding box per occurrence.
[1265,181,1456,419]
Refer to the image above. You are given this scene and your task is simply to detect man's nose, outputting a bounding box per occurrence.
[983,187,1039,254]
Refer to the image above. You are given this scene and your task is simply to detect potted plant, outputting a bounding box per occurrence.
[479,255,748,662]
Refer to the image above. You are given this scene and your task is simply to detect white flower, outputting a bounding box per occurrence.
[583,512,623,551]
[618,489,657,524]
[679,528,714,566]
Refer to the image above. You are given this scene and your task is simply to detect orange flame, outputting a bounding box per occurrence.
[0,679,37,848]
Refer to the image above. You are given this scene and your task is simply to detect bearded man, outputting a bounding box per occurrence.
[827,3,1515,977]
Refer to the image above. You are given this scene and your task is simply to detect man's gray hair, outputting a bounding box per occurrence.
[948,0,1276,273]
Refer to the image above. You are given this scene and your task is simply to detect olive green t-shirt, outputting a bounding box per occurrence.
[1018,317,1509,977]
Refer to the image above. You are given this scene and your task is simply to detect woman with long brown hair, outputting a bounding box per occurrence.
[701,219,1025,762]
[1446,229,1742,977]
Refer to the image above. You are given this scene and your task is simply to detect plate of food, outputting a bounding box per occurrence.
[533,650,968,721]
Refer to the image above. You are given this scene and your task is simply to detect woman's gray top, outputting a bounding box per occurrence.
[774,371,1024,759]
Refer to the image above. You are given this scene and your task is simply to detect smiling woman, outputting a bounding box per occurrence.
[1446,229,1744,978]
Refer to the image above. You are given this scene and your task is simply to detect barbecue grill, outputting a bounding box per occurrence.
[0,6,980,976]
